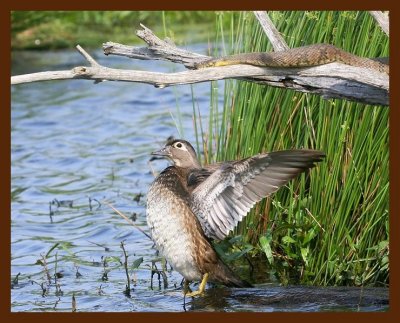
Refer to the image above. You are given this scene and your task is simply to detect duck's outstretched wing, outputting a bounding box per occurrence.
[191,150,325,240]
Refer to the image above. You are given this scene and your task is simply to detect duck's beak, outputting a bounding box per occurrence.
[151,146,171,157]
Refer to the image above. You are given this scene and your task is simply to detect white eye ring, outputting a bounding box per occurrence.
[174,142,183,149]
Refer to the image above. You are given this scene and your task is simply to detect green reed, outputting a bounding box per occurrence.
[194,11,389,286]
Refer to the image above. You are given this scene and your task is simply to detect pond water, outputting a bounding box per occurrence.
[11,47,389,312]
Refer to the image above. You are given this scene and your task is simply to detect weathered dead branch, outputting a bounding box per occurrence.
[253,11,289,52]
[103,24,208,69]
[11,19,389,106]
[102,23,389,106]
[369,11,389,36]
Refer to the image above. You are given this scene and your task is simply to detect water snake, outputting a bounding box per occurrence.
[194,44,389,74]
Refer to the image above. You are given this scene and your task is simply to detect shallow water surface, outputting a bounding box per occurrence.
[11,48,389,312]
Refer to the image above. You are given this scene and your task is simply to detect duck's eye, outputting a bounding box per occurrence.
[176,142,183,148]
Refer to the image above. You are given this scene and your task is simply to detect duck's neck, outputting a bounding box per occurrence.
[175,164,201,180]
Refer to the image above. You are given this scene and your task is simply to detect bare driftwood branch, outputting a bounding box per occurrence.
[101,25,388,106]
[11,24,388,106]
[253,11,289,51]
[76,44,99,66]
[103,24,208,69]
[369,11,389,36]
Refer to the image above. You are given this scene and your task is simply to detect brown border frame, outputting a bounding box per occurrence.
[4,1,398,322]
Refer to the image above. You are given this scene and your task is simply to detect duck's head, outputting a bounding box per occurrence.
[152,139,201,169]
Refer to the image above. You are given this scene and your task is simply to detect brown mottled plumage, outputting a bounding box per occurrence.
[146,139,325,295]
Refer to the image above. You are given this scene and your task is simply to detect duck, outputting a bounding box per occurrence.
[146,138,325,297]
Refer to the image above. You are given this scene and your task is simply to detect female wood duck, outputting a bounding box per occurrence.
[146,138,325,297]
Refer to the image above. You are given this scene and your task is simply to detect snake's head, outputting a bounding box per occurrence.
[193,59,219,69]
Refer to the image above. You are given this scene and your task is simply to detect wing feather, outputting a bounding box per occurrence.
[191,150,325,240]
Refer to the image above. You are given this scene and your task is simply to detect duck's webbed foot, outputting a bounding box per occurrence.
[185,273,209,297]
